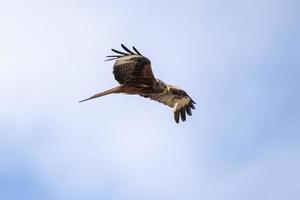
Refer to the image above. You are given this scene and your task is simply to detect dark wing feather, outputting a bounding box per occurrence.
[121,44,134,54]
[141,86,196,123]
[111,48,129,55]
[132,46,142,55]
[107,44,156,85]
[127,57,156,85]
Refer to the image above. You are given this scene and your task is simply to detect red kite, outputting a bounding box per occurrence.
[80,44,196,123]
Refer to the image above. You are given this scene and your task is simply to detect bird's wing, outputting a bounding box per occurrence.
[106,44,156,85]
[141,86,196,123]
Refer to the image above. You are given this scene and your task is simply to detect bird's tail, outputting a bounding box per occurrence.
[79,86,121,103]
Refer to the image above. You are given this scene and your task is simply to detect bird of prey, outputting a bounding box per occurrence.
[79,44,196,123]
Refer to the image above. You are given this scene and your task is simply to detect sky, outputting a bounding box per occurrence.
[0,0,300,199]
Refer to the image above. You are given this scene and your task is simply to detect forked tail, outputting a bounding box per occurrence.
[79,86,121,103]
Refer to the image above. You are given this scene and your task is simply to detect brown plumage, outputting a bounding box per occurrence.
[79,44,196,123]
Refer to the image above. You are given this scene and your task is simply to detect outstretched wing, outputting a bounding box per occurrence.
[106,44,156,85]
[141,86,196,123]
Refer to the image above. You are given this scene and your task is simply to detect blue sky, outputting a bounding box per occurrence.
[0,0,299,199]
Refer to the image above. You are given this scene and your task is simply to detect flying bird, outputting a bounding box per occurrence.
[79,44,196,123]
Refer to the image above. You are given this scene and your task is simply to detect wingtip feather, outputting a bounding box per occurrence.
[180,109,186,121]
[190,102,196,109]
[111,48,128,55]
[186,106,192,116]
[174,111,180,123]
[121,44,134,54]
[132,46,142,55]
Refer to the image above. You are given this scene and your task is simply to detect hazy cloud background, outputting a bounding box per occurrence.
[0,0,299,199]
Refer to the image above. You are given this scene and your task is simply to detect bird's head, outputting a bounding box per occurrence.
[156,79,167,87]
[155,79,170,92]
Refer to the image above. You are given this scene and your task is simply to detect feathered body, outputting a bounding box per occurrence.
[80,44,196,123]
